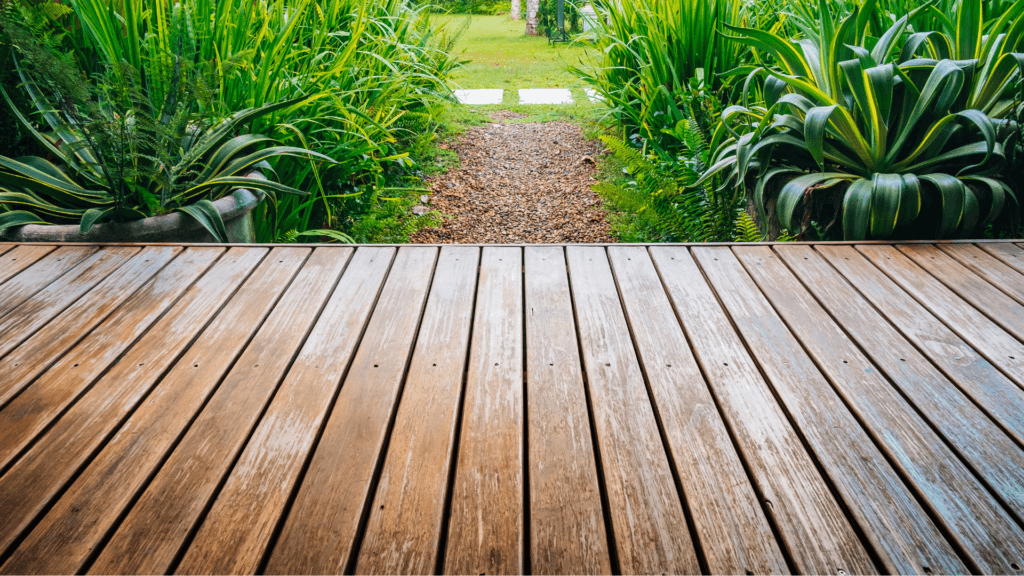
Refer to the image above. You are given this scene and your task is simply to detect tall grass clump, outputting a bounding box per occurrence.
[577,0,1024,241]
[1,0,459,242]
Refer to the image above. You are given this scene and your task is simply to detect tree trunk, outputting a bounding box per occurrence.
[510,0,520,20]
[525,0,540,35]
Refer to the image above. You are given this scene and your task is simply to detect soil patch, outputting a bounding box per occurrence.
[410,112,614,244]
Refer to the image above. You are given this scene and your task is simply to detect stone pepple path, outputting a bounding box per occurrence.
[454,88,603,105]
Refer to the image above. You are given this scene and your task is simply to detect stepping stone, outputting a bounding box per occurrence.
[454,89,504,105]
[585,89,605,102]
[518,89,574,105]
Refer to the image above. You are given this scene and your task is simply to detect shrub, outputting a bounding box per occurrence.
[0,0,459,243]
[696,0,1024,240]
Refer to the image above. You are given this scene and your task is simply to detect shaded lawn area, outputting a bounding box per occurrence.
[435,14,604,122]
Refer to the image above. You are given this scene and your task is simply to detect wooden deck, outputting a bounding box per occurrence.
[0,241,1023,575]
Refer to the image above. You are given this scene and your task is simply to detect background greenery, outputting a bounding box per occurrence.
[0,0,462,243]
[574,0,1024,241]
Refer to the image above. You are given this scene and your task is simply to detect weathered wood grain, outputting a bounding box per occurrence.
[184,247,395,576]
[0,245,56,286]
[0,246,181,407]
[524,246,611,575]
[0,247,266,559]
[781,243,1024,453]
[937,243,1024,306]
[857,245,1024,388]
[737,245,1024,572]
[444,247,525,576]
[608,246,788,574]
[0,248,224,472]
[0,247,308,575]
[692,246,965,575]
[650,246,877,576]
[0,246,136,349]
[978,242,1024,275]
[209,247,436,575]
[565,246,700,575]
[1,241,1023,574]
[58,248,350,575]
[816,244,1024,444]
[355,246,479,575]
[898,244,1024,342]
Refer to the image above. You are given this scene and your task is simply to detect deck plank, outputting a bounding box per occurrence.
[897,244,1024,341]
[1,241,1024,574]
[607,246,788,574]
[444,247,525,575]
[938,243,1024,306]
[0,245,57,286]
[691,246,965,575]
[524,246,611,575]
[565,246,700,575]
[0,247,308,575]
[0,246,132,340]
[240,247,436,575]
[817,245,1024,437]
[0,246,182,407]
[649,246,877,575]
[0,247,267,559]
[0,248,224,472]
[781,244,1024,463]
[354,247,479,574]
[735,246,1024,572]
[58,248,352,575]
[178,247,394,576]
[857,245,1024,388]
[979,242,1024,274]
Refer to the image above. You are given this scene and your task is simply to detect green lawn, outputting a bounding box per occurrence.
[434,14,605,122]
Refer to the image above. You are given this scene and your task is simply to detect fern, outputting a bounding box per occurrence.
[735,212,765,242]
[597,125,747,243]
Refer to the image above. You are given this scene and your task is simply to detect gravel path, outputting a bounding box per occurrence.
[410,112,614,244]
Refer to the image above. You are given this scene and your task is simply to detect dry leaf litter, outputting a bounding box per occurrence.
[410,112,614,244]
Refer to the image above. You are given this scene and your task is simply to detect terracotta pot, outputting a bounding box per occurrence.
[3,173,266,243]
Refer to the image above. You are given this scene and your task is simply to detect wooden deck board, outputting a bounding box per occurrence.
[85,248,353,575]
[444,247,525,575]
[0,246,183,407]
[1,241,1023,574]
[693,246,965,575]
[0,244,56,285]
[734,246,1024,572]
[608,246,787,574]
[357,246,479,575]
[255,247,436,575]
[774,245,1024,502]
[858,245,1024,389]
[523,247,610,575]
[566,246,699,575]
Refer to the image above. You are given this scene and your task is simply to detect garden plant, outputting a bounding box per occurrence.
[576,0,1024,241]
[0,0,460,242]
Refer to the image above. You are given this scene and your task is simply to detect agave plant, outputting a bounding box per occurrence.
[0,11,334,241]
[696,0,1022,239]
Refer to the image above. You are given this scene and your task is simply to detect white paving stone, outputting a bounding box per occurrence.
[454,89,504,105]
[518,88,574,105]
[585,88,605,102]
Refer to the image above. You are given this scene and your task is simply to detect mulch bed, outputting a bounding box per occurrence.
[410,111,615,244]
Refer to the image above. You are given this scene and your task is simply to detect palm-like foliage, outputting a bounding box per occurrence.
[696,0,1022,239]
[0,14,334,241]
[2,0,458,242]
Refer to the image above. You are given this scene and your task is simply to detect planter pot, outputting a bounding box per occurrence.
[2,173,266,244]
